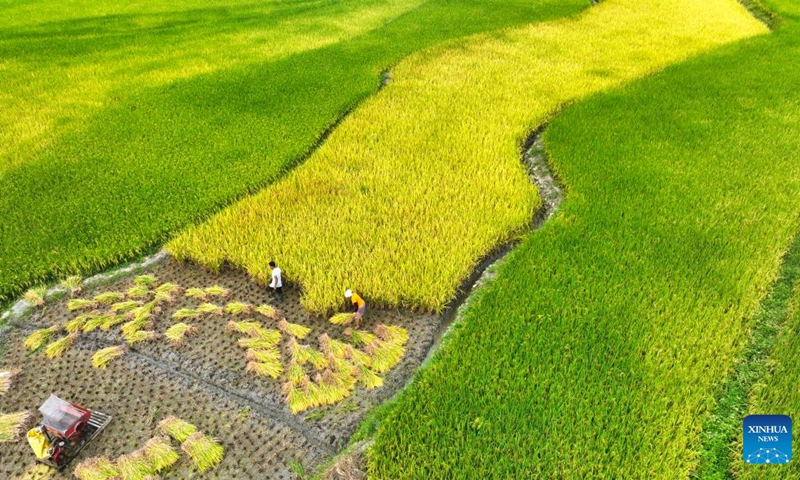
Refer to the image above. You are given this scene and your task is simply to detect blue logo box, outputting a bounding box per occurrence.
[743,414,792,464]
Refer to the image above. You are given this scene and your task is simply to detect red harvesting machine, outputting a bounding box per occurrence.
[27,394,112,470]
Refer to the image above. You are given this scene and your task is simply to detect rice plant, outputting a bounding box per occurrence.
[111,300,142,313]
[126,284,150,299]
[134,275,158,286]
[357,365,384,389]
[93,291,124,305]
[329,313,354,326]
[245,348,281,363]
[246,360,283,379]
[182,432,225,472]
[158,416,197,443]
[237,337,279,350]
[24,326,60,351]
[66,312,96,334]
[319,333,348,358]
[0,411,31,442]
[128,301,156,321]
[172,308,200,320]
[60,276,83,296]
[345,345,372,368]
[375,324,409,345]
[153,290,174,304]
[68,298,98,311]
[142,436,179,472]
[92,345,126,369]
[287,361,306,385]
[225,301,252,315]
[196,302,223,315]
[100,314,127,331]
[155,282,180,295]
[278,319,310,339]
[365,340,405,373]
[73,456,119,480]
[0,369,20,396]
[23,286,47,307]
[44,334,77,359]
[343,328,376,347]
[255,304,282,320]
[203,285,229,298]
[226,320,262,334]
[83,314,113,333]
[184,287,207,300]
[283,382,308,414]
[121,317,150,337]
[124,330,158,345]
[116,451,155,479]
[165,323,196,347]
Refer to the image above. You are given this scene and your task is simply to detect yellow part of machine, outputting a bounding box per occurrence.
[27,427,51,460]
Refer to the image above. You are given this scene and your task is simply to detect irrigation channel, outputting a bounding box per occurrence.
[0,129,562,478]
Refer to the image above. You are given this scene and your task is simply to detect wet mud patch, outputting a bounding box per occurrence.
[1,257,437,477]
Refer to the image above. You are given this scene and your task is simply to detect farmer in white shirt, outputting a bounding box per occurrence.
[269,261,282,297]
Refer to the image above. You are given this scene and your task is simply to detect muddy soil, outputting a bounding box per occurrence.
[0,258,437,478]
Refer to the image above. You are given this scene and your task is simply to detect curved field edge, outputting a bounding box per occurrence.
[366,5,800,480]
[168,0,764,314]
[0,0,588,305]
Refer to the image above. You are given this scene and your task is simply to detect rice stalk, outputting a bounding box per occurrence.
[155,282,180,294]
[116,451,155,479]
[358,365,384,389]
[121,317,150,337]
[24,286,47,307]
[225,301,252,315]
[92,345,126,369]
[134,275,158,286]
[375,324,409,345]
[143,436,179,472]
[73,456,119,480]
[126,284,150,299]
[112,300,142,313]
[344,328,376,347]
[226,320,262,334]
[93,291,124,305]
[237,337,279,350]
[153,290,174,304]
[44,334,77,359]
[345,345,373,368]
[184,287,207,300]
[83,314,114,333]
[203,285,229,298]
[196,303,223,315]
[277,319,310,339]
[125,330,158,345]
[65,312,97,334]
[68,298,98,311]
[24,326,60,351]
[319,334,348,358]
[255,304,282,320]
[366,340,405,373]
[329,313,354,325]
[128,301,156,321]
[245,348,281,363]
[0,369,20,396]
[181,432,224,472]
[158,416,197,443]
[0,411,31,442]
[246,360,284,379]
[100,314,127,331]
[287,361,305,385]
[165,323,196,347]
[60,275,83,296]
[284,382,309,414]
[172,308,200,320]
[307,347,329,371]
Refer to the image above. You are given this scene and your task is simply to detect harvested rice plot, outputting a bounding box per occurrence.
[1,257,437,476]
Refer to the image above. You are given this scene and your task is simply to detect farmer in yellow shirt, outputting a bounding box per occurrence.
[345,289,366,327]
